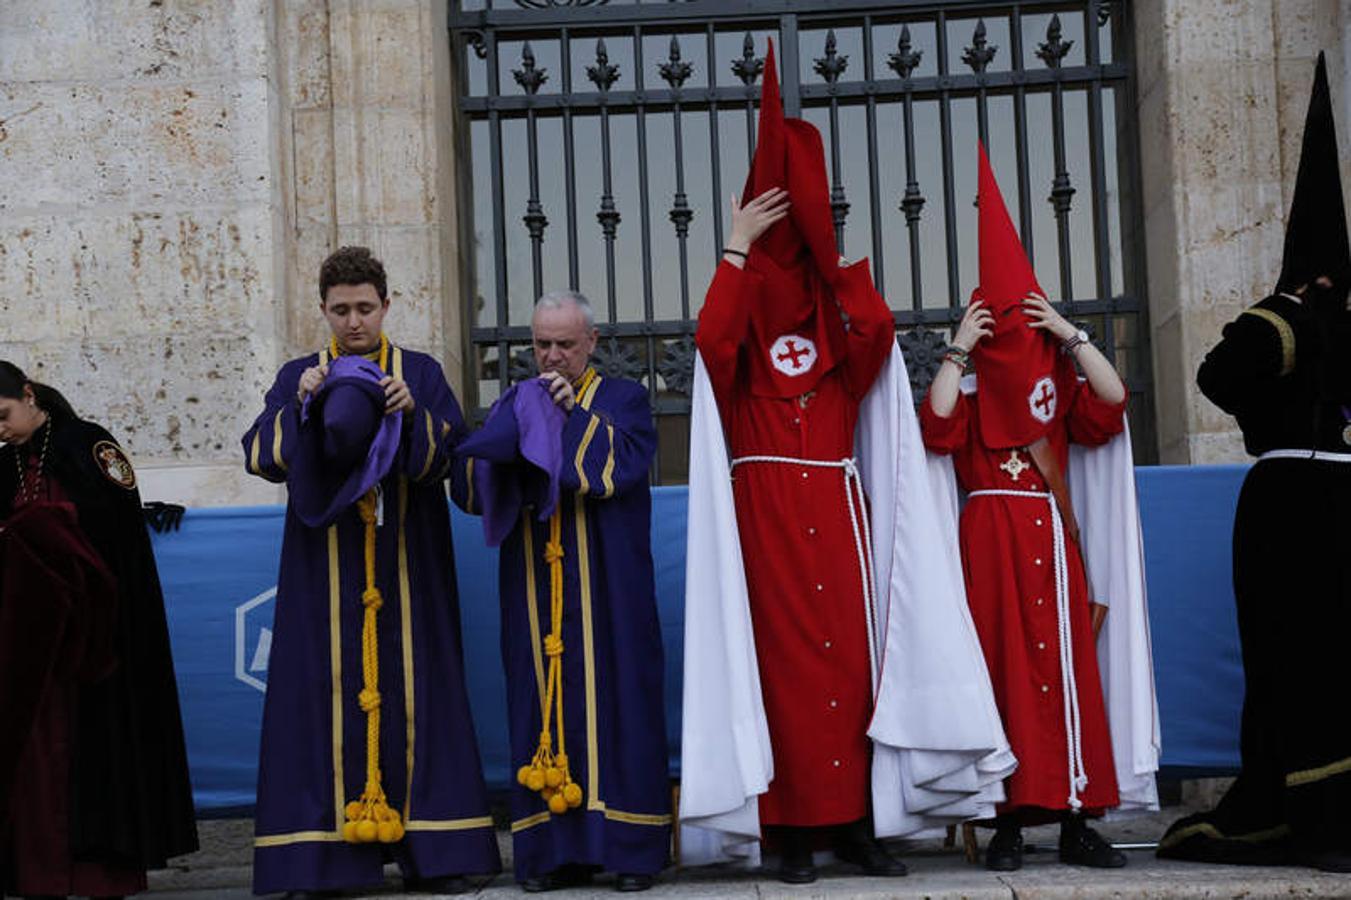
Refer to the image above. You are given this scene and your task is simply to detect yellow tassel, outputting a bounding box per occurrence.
[340,491,405,845]
[517,510,584,815]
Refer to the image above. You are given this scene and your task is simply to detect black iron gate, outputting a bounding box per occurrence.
[449,0,1154,481]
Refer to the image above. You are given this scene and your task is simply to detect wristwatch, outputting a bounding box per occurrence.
[1061,329,1090,354]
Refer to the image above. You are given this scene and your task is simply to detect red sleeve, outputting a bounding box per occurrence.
[1066,379,1128,447]
[695,261,757,402]
[836,260,896,398]
[919,389,972,455]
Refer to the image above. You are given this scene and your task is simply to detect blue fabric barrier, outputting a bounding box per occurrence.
[152,466,1249,812]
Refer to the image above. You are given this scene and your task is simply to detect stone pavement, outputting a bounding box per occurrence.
[140,805,1351,899]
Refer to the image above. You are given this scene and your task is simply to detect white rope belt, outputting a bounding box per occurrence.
[730,455,881,694]
[968,488,1088,810]
[1259,449,1351,463]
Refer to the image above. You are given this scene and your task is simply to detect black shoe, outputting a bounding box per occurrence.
[521,865,595,892]
[1059,819,1127,868]
[985,826,1024,871]
[614,873,655,892]
[834,836,908,876]
[1294,847,1351,873]
[405,874,470,894]
[777,827,818,884]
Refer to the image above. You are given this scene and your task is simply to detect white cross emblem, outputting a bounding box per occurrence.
[769,334,818,377]
[1028,376,1057,424]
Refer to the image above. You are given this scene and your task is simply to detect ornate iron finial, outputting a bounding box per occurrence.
[668,193,693,238]
[887,24,923,78]
[900,181,925,224]
[512,42,549,95]
[1049,171,1076,216]
[659,35,693,89]
[587,38,620,92]
[961,18,998,73]
[730,32,763,86]
[1097,1,1113,27]
[1036,14,1074,68]
[813,29,849,85]
[597,195,621,238]
[523,198,548,240]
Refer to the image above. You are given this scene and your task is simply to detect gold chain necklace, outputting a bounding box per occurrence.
[13,421,52,506]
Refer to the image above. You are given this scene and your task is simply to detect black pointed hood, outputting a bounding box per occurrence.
[1276,52,1351,298]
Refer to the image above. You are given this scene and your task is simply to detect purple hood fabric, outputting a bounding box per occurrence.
[456,378,566,547]
[291,355,403,529]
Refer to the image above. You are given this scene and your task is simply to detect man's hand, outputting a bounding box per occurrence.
[381,376,415,415]
[540,371,576,411]
[726,188,790,260]
[297,364,329,402]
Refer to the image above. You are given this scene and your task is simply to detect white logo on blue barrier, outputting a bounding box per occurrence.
[235,587,276,694]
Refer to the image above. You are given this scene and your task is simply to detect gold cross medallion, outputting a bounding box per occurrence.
[1000,449,1030,482]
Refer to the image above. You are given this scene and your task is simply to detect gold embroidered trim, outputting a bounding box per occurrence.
[1286,754,1351,788]
[1241,307,1295,376]
[1157,821,1290,850]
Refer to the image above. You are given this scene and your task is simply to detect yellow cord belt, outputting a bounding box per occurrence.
[516,509,584,814]
[341,489,405,843]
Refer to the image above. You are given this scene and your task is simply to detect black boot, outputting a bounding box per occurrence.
[1059,813,1127,867]
[776,826,817,884]
[833,818,908,876]
[984,823,1024,871]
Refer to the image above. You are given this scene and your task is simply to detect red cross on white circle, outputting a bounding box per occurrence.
[1028,375,1057,424]
[769,334,818,377]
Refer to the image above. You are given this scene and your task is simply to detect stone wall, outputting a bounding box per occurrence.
[0,0,463,506]
[1135,0,1351,464]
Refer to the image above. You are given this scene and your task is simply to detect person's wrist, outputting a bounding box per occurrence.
[725,234,751,254]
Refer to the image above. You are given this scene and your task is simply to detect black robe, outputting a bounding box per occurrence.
[0,415,199,878]
[1160,293,1351,863]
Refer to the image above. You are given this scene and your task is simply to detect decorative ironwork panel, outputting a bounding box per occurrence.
[450,0,1153,480]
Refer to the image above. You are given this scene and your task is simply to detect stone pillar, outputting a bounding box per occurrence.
[0,1,287,505]
[0,0,466,506]
[1135,0,1351,464]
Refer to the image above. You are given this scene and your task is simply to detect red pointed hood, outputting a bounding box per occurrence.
[971,142,1075,448]
[737,38,871,398]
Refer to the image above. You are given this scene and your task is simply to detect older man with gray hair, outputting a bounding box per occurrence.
[457,291,671,892]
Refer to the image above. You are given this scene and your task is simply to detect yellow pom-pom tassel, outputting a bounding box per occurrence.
[548,792,569,815]
[378,820,403,843]
[345,801,364,820]
[517,765,533,787]
[342,821,361,843]
[545,767,564,788]
[526,769,546,792]
[356,819,379,843]
[563,783,583,808]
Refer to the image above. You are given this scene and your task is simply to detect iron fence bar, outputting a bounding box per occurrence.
[486,30,511,395]
[562,29,581,289]
[862,15,885,291]
[592,40,621,327]
[1085,0,1113,300]
[664,35,695,320]
[889,22,925,311]
[778,15,801,119]
[1038,14,1076,302]
[633,24,661,476]
[1010,4,1035,264]
[936,9,961,307]
[519,45,547,302]
[705,23,725,256]
[816,29,850,251]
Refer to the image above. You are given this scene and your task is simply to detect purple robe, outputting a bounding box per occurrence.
[455,371,671,881]
[243,343,500,894]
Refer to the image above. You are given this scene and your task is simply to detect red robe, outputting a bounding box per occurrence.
[919,383,1125,817]
[696,259,894,827]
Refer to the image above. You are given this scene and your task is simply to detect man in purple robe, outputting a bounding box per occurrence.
[456,291,671,892]
[242,246,500,897]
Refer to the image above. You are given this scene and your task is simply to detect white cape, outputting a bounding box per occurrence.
[679,346,1015,865]
[925,376,1161,814]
